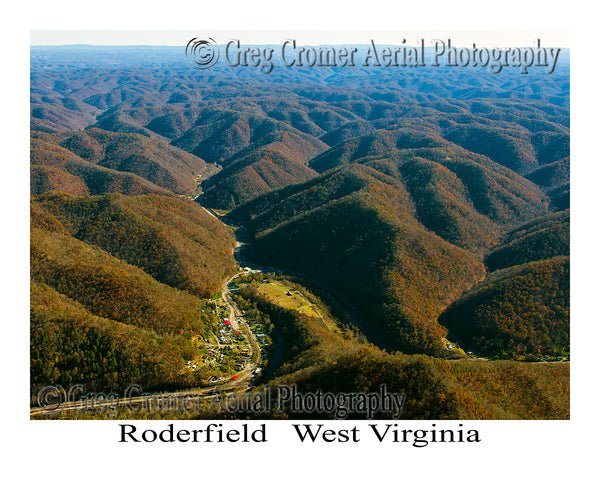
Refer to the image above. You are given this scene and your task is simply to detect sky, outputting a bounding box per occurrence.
[30,30,569,48]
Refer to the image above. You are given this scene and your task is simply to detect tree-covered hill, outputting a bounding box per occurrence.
[31,47,569,212]
[235,282,569,419]
[29,46,570,419]
[228,137,551,355]
[438,256,569,358]
[436,210,570,358]
[485,210,569,272]
[31,279,205,393]
[30,191,238,393]
[32,128,208,195]
[32,192,236,297]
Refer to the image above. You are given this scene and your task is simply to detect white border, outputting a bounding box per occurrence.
[5,1,598,477]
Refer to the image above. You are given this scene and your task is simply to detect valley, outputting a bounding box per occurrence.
[30,45,570,419]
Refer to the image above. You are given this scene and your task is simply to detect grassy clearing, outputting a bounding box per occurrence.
[255,281,338,331]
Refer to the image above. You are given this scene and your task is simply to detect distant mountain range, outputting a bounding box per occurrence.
[30,46,570,418]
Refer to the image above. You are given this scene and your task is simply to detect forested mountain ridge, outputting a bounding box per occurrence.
[31,46,569,209]
[30,46,570,418]
[31,279,203,392]
[485,209,569,272]
[227,143,551,354]
[31,128,209,196]
[233,281,569,419]
[32,192,236,297]
[439,256,569,358]
[439,211,570,358]
[30,190,237,392]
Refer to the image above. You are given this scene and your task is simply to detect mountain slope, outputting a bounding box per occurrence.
[30,191,237,394]
[31,135,171,196]
[439,256,569,357]
[201,146,319,209]
[32,192,237,297]
[229,164,487,354]
[32,128,208,194]
[485,210,570,272]
[187,111,328,209]
[236,282,569,419]
[31,277,206,393]
[229,141,551,355]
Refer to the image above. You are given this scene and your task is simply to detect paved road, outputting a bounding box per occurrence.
[221,271,262,366]
[221,273,242,331]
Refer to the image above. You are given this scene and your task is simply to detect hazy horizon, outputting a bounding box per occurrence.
[30,30,570,48]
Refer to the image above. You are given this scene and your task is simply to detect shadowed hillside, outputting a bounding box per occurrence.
[228,135,551,354]
[233,282,569,419]
[439,256,569,358]
[485,210,569,272]
[438,210,570,358]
